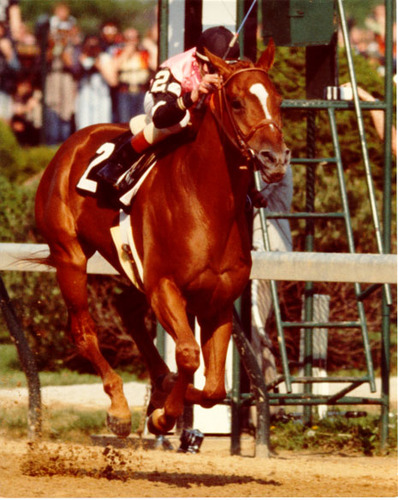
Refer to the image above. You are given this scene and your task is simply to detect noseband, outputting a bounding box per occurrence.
[209,67,282,165]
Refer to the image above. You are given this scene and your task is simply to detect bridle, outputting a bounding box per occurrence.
[208,67,282,165]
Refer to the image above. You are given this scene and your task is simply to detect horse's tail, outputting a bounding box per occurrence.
[26,255,55,269]
[17,252,55,271]
[1,244,55,272]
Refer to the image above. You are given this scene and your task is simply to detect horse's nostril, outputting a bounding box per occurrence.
[261,150,277,164]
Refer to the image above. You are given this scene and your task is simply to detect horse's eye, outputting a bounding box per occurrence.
[231,99,243,110]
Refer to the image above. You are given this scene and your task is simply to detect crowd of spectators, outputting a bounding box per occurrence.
[0,1,157,146]
[0,1,394,147]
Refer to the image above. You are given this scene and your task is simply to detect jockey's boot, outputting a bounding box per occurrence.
[96,137,141,190]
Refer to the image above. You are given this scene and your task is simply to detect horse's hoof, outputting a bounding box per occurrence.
[147,372,178,416]
[106,413,131,438]
[147,408,175,435]
[147,409,165,435]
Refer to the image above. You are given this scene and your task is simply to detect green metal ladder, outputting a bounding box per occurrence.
[252,0,393,430]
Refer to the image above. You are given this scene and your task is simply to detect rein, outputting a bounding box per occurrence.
[208,67,281,165]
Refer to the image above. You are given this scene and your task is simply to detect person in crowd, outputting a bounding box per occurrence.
[49,1,76,35]
[141,22,158,73]
[347,24,377,59]
[43,2,77,145]
[365,4,386,61]
[72,34,117,130]
[12,22,40,78]
[100,20,123,55]
[96,25,239,188]
[113,28,150,123]
[10,77,41,145]
[0,20,20,121]
[100,20,124,122]
[0,0,22,41]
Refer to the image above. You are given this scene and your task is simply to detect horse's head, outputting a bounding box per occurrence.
[205,40,290,184]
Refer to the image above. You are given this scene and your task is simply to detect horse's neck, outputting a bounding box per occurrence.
[187,109,251,207]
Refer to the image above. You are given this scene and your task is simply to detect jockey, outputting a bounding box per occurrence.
[97,26,240,190]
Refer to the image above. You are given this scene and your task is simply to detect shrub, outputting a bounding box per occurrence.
[0,174,37,242]
[0,121,57,185]
[0,121,24,178]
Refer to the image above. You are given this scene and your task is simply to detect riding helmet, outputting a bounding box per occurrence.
[196,26,240,62]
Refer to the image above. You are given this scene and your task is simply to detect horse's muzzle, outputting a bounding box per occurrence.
[256,146,291,184]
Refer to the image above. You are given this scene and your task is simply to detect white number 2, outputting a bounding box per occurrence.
[151,69,171,93]
[77,142,115,193]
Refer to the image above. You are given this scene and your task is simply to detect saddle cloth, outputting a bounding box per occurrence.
[110,210,145,292]
[76,131,157,208]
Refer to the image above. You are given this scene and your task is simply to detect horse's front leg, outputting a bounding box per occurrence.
[147,278,200,434]
[184,308,232,408]
[52,244,132,437]
[114,287,177,415]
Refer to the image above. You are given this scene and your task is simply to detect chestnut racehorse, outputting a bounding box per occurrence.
[35,42,290,436]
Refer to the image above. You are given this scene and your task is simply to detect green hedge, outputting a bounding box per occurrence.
[0,121,56,185]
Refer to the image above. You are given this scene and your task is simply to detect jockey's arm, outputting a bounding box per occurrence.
[148,68,192,129]
[148,67,220,129]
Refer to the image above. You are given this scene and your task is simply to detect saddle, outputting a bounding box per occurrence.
[96,130,155,194]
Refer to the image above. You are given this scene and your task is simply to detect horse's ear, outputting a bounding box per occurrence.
[256,38,275,72]
[204,48,233,78]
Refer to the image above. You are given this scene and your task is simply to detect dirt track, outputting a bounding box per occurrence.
[1,435,397,498]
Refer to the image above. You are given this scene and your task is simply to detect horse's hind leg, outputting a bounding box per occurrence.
[51,241,132,437]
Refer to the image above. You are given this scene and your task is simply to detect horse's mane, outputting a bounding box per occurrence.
[230,58,254,71]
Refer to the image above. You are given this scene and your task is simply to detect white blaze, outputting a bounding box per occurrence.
[249,83,274,128]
